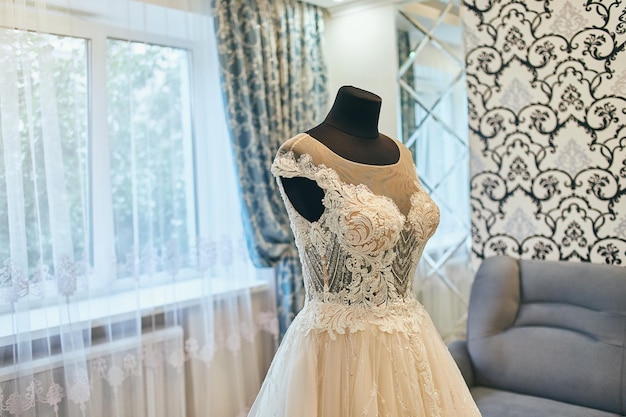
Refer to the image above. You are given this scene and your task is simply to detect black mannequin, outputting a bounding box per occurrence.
[281,86,400,222]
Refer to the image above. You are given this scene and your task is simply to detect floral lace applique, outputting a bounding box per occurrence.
[271,150,440,336]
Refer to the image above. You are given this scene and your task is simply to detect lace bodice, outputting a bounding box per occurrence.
[272,134,440,312]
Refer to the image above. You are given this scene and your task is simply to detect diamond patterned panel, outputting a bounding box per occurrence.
[396,0,472,341]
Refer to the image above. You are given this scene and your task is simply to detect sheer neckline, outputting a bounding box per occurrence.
[301,133,403,168]
[274,150,420,222]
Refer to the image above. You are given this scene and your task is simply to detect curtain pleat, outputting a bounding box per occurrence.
[214,0,328,334]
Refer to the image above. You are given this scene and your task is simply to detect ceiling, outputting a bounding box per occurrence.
[302,0,403,16]
[303,0,459,20]
[301,0,354,11]
[302,0,358,9]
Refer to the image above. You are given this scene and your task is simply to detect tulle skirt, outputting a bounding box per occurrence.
[248,300,481,417]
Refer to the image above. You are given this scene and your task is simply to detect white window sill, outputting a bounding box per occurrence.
[0,274,271,346]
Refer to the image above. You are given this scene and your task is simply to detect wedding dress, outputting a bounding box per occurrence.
[248,133,481,417]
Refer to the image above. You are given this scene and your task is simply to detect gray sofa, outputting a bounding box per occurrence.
[448,255,626,417]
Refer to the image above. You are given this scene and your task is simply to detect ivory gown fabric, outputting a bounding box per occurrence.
[248,133,481,417]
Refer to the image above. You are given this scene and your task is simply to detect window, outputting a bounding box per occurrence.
[0,2,229,306]
[0,30,89,293]
[107,40,196,278]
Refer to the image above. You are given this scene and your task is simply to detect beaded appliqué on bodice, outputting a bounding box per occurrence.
[272,135,440,329]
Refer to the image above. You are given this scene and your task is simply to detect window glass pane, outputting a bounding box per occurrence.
[107,40,196,277]
[0,29,88,288]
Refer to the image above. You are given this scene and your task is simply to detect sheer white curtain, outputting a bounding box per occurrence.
[0,1,277,417]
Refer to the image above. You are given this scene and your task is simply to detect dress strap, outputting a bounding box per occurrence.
[270,134,309,178]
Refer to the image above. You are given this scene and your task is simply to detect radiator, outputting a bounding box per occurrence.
[0,326,185,417]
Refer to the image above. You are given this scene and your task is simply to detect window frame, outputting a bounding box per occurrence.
[91,12,208,289]
[0,1,272,348]
[0,2,257,308]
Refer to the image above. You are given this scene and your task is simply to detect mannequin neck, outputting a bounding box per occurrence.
[323,86,381,139]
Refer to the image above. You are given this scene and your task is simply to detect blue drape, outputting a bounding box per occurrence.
[214,0,328,335]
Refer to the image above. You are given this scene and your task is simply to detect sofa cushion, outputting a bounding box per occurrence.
[467,256,626,415]
[471,387,623,417]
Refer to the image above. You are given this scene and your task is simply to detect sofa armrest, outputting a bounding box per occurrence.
[447,339,475,388]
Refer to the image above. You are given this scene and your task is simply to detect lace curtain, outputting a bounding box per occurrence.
[213,0,328,335]
[0,1,277,416]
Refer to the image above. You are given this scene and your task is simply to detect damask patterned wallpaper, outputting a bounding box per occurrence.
[461,0,626,267]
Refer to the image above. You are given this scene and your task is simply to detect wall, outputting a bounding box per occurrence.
[462,1,626,267]
[324,4,400,137]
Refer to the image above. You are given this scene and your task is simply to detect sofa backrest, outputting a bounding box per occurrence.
[467,256,626,415]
